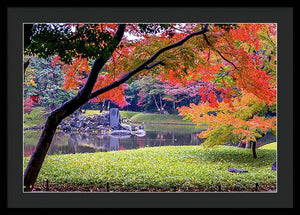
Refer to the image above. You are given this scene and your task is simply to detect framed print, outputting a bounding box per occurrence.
[6,5,293,208]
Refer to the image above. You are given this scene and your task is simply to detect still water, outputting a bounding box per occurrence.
[24,125,205,157]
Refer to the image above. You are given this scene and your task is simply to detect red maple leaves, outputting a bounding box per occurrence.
[50,23,276,113]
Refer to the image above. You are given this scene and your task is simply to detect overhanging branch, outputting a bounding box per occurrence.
[144,61,166,69]
[48,24,126,120]
[89,24,209,100]
[77,24,126,99]
[203,33,239,71]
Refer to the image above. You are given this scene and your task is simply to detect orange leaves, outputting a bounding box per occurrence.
[249,115,276,132]
[91,73,129,108]
[51,56,61,68]
[49,23,277,116]
[228,24,266,51]
[60,56,90,90]
[50,53,129,108]
[178,90,276,144]
[234,67,276,105]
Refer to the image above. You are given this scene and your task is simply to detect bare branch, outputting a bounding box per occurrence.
[266,30,275,46]
[203,33,239,71]
[144,61,165,69]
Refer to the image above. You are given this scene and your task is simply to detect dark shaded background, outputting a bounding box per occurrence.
[6,7,293,208]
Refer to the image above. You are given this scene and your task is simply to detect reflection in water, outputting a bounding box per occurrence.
[23,129,205,156]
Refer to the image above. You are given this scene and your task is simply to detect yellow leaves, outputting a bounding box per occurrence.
[24,77,36,86]
[179,89,276,148]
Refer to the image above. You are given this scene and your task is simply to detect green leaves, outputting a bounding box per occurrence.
[202,125,234,148]
[25,24,114,64]
[24,56,77,110]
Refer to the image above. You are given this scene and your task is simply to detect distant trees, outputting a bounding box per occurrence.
[24,56,77,111]
[23,23,276,190]
[127,75,202,113]
[23,23,209,190]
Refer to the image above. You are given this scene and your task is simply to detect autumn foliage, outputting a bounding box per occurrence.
[51,52,129,108]
[175,24,277,147]
[178,91,276,147]
[50,23,276,147]
[24,97,34,114]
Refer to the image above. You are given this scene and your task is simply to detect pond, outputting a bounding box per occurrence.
[23,124,206,157]
[23,123,276,157]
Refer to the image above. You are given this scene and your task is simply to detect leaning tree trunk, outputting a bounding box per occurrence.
[24,24,126,191]
[24,24,209,191]
[24,97,87,191]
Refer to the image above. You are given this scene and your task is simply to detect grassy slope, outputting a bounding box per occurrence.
[128,112,194,124]
[24,145,276,191]
[24,109,193,127]
[144,123,205,133]
[259,142,277,150]
[83,110,194,125]
[24,107,47,128]
[119,111,140,119]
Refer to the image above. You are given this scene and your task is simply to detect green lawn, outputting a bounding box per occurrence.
[129,112,194,124]
[259,142,277,150]
[119,111,140,119]
[24,145,277,192]
[82,110,105,116]
[83,110,194,125]
[24,107,47,128]
[144,123,205,133]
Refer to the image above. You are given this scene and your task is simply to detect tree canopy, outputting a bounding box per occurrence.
[23,23,277,191]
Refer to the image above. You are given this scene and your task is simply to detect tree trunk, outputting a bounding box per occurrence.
[251,141,257,158]
[100,99,106,113]
[23,24,209,191]
[159,94,163,110]
[107,100,110,111]
[245,141,251,148]
[152,95,160,112]
[24,96,88,191]
[24,24,126,191]
[24,116,58,191]
[172,132,175,145]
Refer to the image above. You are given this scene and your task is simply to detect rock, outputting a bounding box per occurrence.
[271,162,277,171]
[120,123,131,131]
[74,121,83,128]
[31,125,42,129]
[70,120,76,127]
[228,168,248,173]
[61,124,71,131]
[130,124,137,131]
[109,108,120,130]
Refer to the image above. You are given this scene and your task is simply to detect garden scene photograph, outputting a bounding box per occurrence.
[23,23,277,192]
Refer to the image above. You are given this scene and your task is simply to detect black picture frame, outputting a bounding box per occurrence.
[4,5,294,208]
